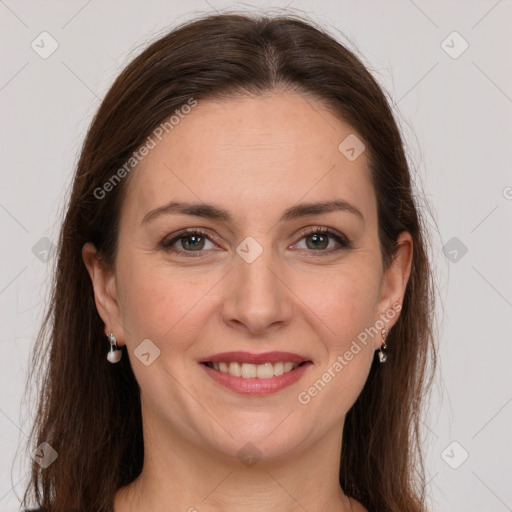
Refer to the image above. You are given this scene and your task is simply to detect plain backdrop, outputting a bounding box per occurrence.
[1,1,511,511]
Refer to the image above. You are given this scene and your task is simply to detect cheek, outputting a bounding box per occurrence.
[293,260,381,407]
[116,253,220,352]
[333,278,381,344]
[115,259,217,405]
[295,259,382,346]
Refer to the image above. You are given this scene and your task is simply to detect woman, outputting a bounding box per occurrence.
[22,11,437,512]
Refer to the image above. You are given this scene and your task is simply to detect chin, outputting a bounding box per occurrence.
[197,415,313,464]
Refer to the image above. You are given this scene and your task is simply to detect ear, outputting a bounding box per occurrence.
[82,242,125,346]
[375,231,413,346]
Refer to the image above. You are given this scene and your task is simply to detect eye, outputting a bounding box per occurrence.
[161,226,351,258]
[293,227,352,254]
[161,229,217,258]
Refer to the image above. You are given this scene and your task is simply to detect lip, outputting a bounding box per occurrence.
[200,360,313,396]
[199,351,309,365]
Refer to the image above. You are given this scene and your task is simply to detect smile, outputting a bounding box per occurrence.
[203,361,303,379]
[200,360,312,395]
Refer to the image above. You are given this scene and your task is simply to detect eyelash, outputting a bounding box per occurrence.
[160,227,352,258]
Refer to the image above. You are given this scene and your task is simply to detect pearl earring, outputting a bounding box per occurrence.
[107,332,122,363]
[378,329,388,363]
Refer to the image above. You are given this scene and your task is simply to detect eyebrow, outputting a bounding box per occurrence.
[141,199,364,225]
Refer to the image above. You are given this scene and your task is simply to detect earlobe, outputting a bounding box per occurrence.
[81,242,124,344]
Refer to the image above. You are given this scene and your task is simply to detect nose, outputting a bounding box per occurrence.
[221,243,294,336]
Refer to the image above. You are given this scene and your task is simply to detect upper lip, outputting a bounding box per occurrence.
[200,351,310,365]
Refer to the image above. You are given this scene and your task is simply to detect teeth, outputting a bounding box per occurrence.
[208,361,300,379]
[256,362,274,379]
[283,362,294,372]
[228,361,241,377]
[241,363,257,378]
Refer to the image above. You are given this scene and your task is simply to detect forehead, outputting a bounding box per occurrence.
[121,91,375,228]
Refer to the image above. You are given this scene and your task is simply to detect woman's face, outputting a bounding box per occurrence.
[84,90,411,462]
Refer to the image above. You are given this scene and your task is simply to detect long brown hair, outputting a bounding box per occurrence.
[21,11,437,512]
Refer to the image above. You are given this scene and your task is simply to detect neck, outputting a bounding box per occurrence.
[114,410,352,512]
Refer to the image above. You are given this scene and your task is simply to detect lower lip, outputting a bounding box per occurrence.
[200,362,312,395]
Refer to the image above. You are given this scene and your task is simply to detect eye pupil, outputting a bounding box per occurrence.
[182,235,205,251]
[307,233,328,250]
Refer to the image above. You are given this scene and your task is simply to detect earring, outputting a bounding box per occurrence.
[107,332,122,364]
[378,329,388,363]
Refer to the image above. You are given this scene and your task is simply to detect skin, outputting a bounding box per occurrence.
[83,90,412,512]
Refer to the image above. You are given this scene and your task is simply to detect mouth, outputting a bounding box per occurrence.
[199,351,312,395]
[202,360,307,379]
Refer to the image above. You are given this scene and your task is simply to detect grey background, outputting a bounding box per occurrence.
[1,1,511,511]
